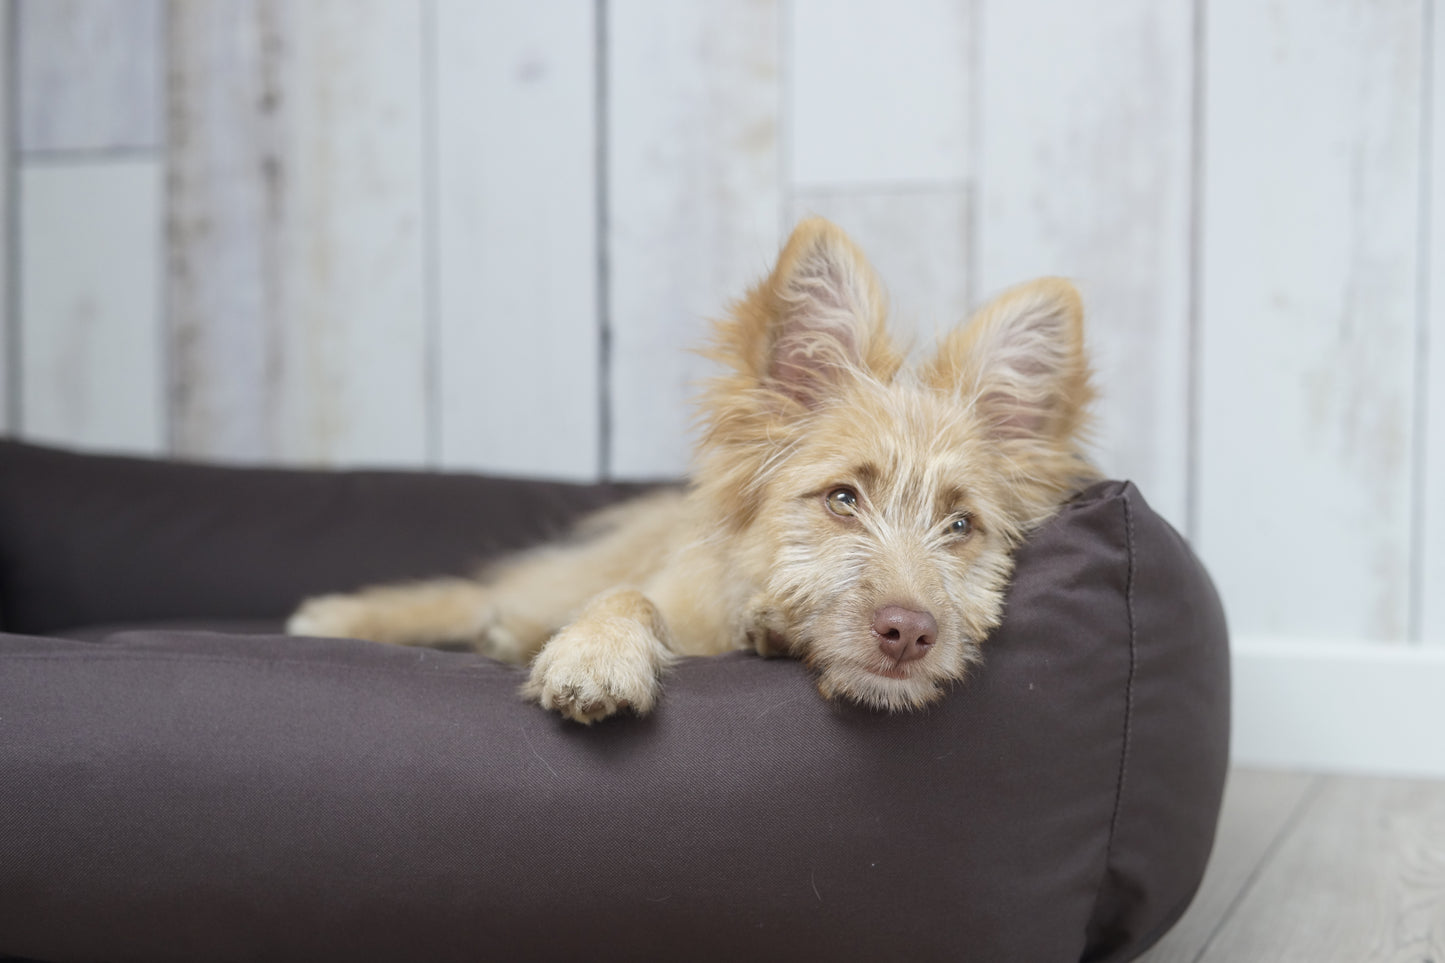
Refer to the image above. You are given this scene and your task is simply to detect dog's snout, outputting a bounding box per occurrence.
[873,606,938,663]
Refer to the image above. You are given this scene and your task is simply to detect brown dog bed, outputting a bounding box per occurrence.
[0,439,1228,962]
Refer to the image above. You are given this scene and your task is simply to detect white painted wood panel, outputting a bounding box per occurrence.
[789,188,971,357]
[166,0,280,461]
[1196,0,1422,642]
[974,0,1195,531]
[16,0,162,153]
[434,1,599,481]
[607,0,782,478]
[1,3,12,433]
[265,2,428,467]
[19,159,164,453]
[1423,1,1445,646]
[788,0,971,188]
[168,1,428,467]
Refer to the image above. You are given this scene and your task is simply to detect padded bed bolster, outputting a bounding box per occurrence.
[0,439,656,637]
[0,475,1228,963]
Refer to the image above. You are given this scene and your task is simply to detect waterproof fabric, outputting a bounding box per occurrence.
[0,440,1229,963]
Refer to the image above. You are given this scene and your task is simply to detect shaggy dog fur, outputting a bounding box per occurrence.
[288,217,1097,723]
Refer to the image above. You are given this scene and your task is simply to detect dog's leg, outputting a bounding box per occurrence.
[287,578,494,648]
[521,587,676,724]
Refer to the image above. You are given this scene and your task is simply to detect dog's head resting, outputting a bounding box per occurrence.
[696,217,1097,711]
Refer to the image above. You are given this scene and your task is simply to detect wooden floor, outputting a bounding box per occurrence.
[1138,768,1445,962]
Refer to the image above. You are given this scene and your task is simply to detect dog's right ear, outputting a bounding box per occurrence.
[697,220,899,526]
[712,218,900,410]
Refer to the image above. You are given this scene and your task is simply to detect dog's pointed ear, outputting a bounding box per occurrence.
[924,278,1094,445]
[715,217,899,409]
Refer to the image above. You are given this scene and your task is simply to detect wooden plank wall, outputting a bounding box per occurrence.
[1,2,10,433]
[3,0,1443,649]
[975,0,1196,529]
[1197,0,1424,643]
[434,0,599,480]
[1425,0,1445,645]
[606,0,782,478]
[13,0,164,453]
[788,0,973,362]
[167,1,428,467]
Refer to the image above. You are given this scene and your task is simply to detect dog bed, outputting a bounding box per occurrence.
[0,439,1229,963]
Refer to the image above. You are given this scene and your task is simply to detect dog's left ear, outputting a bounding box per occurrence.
[923,277,1094,448]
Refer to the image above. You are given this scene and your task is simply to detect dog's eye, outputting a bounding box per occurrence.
[825,487,859,517]
[948,514,973,538]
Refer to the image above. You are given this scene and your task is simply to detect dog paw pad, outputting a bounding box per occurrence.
[525,654,657,724]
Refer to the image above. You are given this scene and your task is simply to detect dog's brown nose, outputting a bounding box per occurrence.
[873,606,938,663]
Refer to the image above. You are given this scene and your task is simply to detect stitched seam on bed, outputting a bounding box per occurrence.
[1105,490,1139,858]
[0,650,517,680]
[1080,488,1140,954]
[0,649,738,680]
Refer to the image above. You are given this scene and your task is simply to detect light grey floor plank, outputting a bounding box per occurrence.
[1191,773,1445,963]
[1138,768,1321,963]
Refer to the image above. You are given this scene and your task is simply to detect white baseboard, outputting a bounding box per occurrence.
[1230,637,1445,780]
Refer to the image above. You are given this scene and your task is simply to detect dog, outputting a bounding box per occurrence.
[287,217,1097,723]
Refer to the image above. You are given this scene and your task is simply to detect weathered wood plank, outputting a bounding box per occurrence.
[1195,0,1423,641]
[165,0,280,461]
[1196,775,1445,962]
[433,0,599,481]
[789,187,971,357]
[788,0,971,188]
[1136,769,1320,963]
[167,0,428,467]
[18,159,165,453]
[16,0,162,153]
[1,2,12,432]
[974,0,1195,532]
[1423,1,1445,645]
[606,0,782,479]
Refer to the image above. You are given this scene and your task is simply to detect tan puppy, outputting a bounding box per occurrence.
[288,217,1096,723]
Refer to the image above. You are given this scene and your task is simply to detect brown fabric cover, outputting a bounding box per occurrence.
[0,439,655,636]
[0,441,1229,962]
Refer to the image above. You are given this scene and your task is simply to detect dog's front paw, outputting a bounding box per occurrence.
[522,618,666,724]
[287,594,369,640]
